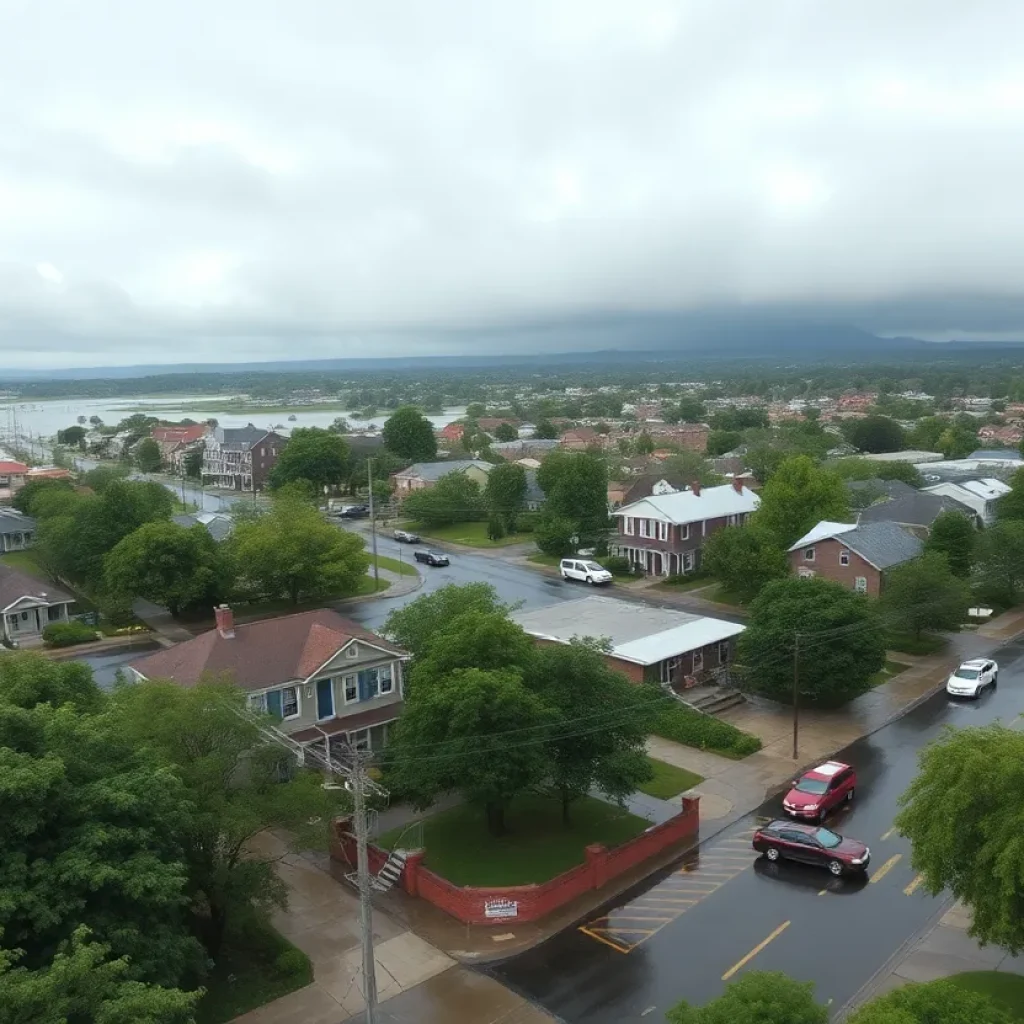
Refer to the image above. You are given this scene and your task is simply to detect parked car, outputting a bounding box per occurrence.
[946,658,998,699]
[393,529,420,543]
[339,505,370,519]
[560,558,614,585]
[752,821,870,876]
[414,549,450,567]
[782,761,856,821]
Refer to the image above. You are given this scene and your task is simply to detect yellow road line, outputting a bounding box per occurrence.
[721,921,791,981]
[818,888,828,896]
[577,927,630,953]
[881,827,896,841]
[870,854,902,884]
[904,874,924,896]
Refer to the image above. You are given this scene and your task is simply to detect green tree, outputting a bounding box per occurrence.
[82,463,131,493]
[327,416,351,434]
[907,415,948,452]
[231,493,369,604]
[924,509,976,577]
[996,467,1024,522]
[465,402,487,419]
[135,437,164,473]
[485,462,527,531]
[831,457,923,487]
[710,408,769,431]
[11,476,75,516]
[738,577,886,704]
[111,680,344,957]
[896,724,1024,954]
[533,418,559,439]
[527,641,654,824]
[705,429,742,457]
[402,470,487,528]
[937,424,979,459]
[382,406,437,462]
[56,424,87,447]
[0,927,200,1024]
[662,450,725,486]
[848,977,1012,1024]
[269,427,350,494]
[702,525,789,601]
[493,422,518,442]
[0,655,202,987]
[383,582,511,659]
[667,970,827,1024]
[849,415,906,453]
[663,397,706,424]
[974,520,1024,606]
[104,522,232,615]
[384,667,553,836]
[755,455,850,547]
[881,552,970,638]
[534,512,577,557]
[183,446,204,480]
[536,450,608,543]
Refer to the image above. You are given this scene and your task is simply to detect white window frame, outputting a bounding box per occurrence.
[248,692,267,713]
[680,523,690,540]
[804,547,815,562]
[624,516,635,536]
[281,685,300,720]
[344,674,358,704]
[656,520,669,541]
[639,519,653,539]
[682,551,695,572]
[379,664,394,695]
[854,576,868,593]
[840,549,850,566]
[349,728,371,752]
[659,657,680,683]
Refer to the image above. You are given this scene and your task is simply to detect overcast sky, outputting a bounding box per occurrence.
[2,0,1023,368]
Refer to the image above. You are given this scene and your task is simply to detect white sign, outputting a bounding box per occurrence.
[484,898,519,919]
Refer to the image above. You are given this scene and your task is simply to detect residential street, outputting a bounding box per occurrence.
[488,631,1024,1023]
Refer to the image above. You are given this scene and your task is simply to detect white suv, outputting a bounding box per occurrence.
[560,559,613,585]
[946,659,998,699]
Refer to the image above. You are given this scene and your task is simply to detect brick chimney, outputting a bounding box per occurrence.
[691,481,701,497]
[732,476,745,494]
[214,604,235,639]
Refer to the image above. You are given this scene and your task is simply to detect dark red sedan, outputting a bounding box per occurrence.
[752,820,870,876]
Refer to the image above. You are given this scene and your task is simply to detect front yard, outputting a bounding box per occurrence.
[372,553,419,577]
[401,520,529,548]
[869,660,909,688]
[376,794,649,886]
[636,758,704,800]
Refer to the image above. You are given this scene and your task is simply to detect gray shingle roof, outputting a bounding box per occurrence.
[857,492,975,530]
[840,521,923,570]
[0,509,35,536]
[400,460,492,482]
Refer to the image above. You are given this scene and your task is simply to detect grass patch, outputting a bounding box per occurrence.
[0,549,45,575]
[652,702,762,759]
[636,758,704,799]
[656,575,715,593]
[376,794,649,886]
[407,520,528,548]
[704,584,749,608]
[195,918,313,1024]
[372,553,419,577]
[868,660,908,688]
[887,631,949,656]
[948,971,1024,1019]
[527,552,561,567]
[190,576,391,623]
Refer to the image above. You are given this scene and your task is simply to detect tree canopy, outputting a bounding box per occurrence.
[485,462,528,531]
[701,525,789,602]
[754,455,850,548]
[493,422,518,441]
[536,450,608,544]
[974,520,1024,607]
[996,467,1024,523]
[382,406,437,462]
[269,427,350,494]
[847,977,1012,1024]
[402,470,487,527]
[849,415,906,454]
[135,437,164,473]
[667,970,827,1024]
[880,552,971,638]
[923,509,976,577]
[738,576,886,704]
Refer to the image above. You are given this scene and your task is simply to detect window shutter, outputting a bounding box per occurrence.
[357,670,371,702]
[266,690,283,718]
[317,678,334,719]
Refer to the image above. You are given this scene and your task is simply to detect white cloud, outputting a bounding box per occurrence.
[1,0,1023,367]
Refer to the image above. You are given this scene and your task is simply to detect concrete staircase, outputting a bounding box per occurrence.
[372,849,408,892]
[688,687,745,715]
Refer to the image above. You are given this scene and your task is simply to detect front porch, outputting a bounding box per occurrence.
[613,544,698,577]
[3,599,72,646]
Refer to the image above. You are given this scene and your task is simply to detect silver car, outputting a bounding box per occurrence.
[946,658,998,698]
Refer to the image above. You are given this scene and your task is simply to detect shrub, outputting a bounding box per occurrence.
[516,511,539,533]
[42,621,100,648]
[653,702,762,758]
[274,947,312,980]
[602,555,632,576]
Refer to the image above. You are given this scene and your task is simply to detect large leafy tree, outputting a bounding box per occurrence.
[974,520,1024,606]
[269,427,350,494]
[410,611,536,687]
[738,576,886,705]
[135,437,164,473]
[383,582,511,659]
[996,467,1024,523]
[485,462,527,531]
[897,724,1024,953]
[667,970,827,1024]
[11,476,75,516]
[402,470,487,527]
[382,406,437,462]
[924,509,976,577]
[701,525,789,601]
[104,521,233,615]
[662,450,724,486]
[110,680,345,957]
[527,641,654,824]
[754,455,850,547]
[536,450,608,543]
[848,977,1011,1024]
[705,429,742,457]
[881,552,970,638]
[385,667,553,836]
[831,457,923,487]
[493,422,518,442]
[849,415,906,454]
[183,446,204,479]
[231,492,369,604]
[0,656,202,987]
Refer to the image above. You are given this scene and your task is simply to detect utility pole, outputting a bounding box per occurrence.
[792,632,801,760]
[348,752,379,1024]
[367,458,379,590]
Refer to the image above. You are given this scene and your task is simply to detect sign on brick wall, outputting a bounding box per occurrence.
[484,898,519,919]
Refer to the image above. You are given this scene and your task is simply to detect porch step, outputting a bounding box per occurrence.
[688,688,745,715]
[371,849,408,892]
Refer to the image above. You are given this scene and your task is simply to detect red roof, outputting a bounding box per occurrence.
[152,425,207,444]
[0,460,28,474]
[129,608,408,690]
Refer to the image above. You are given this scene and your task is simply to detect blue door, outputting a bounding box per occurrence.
[317,678,334,720]
[266,689,283,718]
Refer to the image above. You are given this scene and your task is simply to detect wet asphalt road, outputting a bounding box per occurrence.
[489,632,1024,1022]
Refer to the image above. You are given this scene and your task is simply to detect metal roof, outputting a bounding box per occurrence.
[397,460,493,482]
[615,483,760,525]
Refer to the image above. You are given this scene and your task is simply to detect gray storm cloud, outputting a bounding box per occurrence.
[1,0,1023,367]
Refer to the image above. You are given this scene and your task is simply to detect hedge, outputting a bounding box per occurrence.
[42,621,101,648]
[653,703,762,759]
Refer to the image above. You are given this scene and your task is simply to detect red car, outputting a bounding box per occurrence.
[753,820,870,876]
[782,760,856,821]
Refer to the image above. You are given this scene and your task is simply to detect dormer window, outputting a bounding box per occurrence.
[803,547,815,562]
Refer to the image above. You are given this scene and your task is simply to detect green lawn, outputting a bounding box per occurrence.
[868,660,908,688]
[214,575,390,623]
[656,575,715,593]
[704,584,749,608]
[636,758,704,800]
[948,971,1024,1019]
[0,549,44,575]
[372,553,419,577]
[406,520,528,548]
[376,795,650,886]
[195,919,312,1024]
[887,631,949,656]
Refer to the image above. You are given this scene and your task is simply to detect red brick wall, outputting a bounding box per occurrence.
[788,538,882,596]
[331,797,700,926]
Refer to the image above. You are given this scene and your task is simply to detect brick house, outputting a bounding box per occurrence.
[129,606,409,759]
[611,479,760,577]
[202,424,288,492]
[437,422,465,445]
[152,424,208,473]
[559,427,602,450]
[787,520,923,596]
[510,596,744,690]
[648,423,710,453]
[0,459,28,503]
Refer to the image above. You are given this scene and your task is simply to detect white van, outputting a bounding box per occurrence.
[559,558,613,585]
